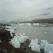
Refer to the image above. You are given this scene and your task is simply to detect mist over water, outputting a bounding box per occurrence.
[15,23,53,43]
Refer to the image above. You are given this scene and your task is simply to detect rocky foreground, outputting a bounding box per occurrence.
[0,24,53,53]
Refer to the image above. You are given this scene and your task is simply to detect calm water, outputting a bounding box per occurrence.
[13,23,53,43]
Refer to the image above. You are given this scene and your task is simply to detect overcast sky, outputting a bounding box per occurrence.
[0,0,53,23]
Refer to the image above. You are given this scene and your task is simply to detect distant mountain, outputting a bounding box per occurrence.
[17,18,53,24]
[7,18,53,24]
[31,18,53,23]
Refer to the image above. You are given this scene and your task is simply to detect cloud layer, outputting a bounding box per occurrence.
[0,0,53,23]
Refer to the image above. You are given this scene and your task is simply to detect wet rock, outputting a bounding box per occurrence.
[0,28,14,43]
[40,49,44,53]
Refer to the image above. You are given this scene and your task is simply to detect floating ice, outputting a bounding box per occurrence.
[9,35,20,48]
[49,51,52,53]
[40,40,48,49]
[29,39,40,52]
[18,35,28,43]
[9,34,28,48]
[44,44,53,53]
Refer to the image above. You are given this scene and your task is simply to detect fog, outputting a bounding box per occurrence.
[0,0,53,23]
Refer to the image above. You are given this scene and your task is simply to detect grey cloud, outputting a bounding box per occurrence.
[0,0,53,23]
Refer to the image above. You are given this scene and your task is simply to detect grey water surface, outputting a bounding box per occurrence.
[15,23,53,43]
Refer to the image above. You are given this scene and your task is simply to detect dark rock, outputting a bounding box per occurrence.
[40,49,44,53]
[0,27,15,43]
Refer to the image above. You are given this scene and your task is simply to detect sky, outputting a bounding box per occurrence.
[0,0,53,23]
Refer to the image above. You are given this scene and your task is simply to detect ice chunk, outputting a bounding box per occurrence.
[29,39,40,52]
[49,51,52,53]
[40,40,48,49]
[6,28,14,33]
[18,35,28,43]
[10,31,13,37]
[44,44,53,53]
[40,40,53,53]
[5,26,15,33]
[9,35,20,48]
[9,34,28,48]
